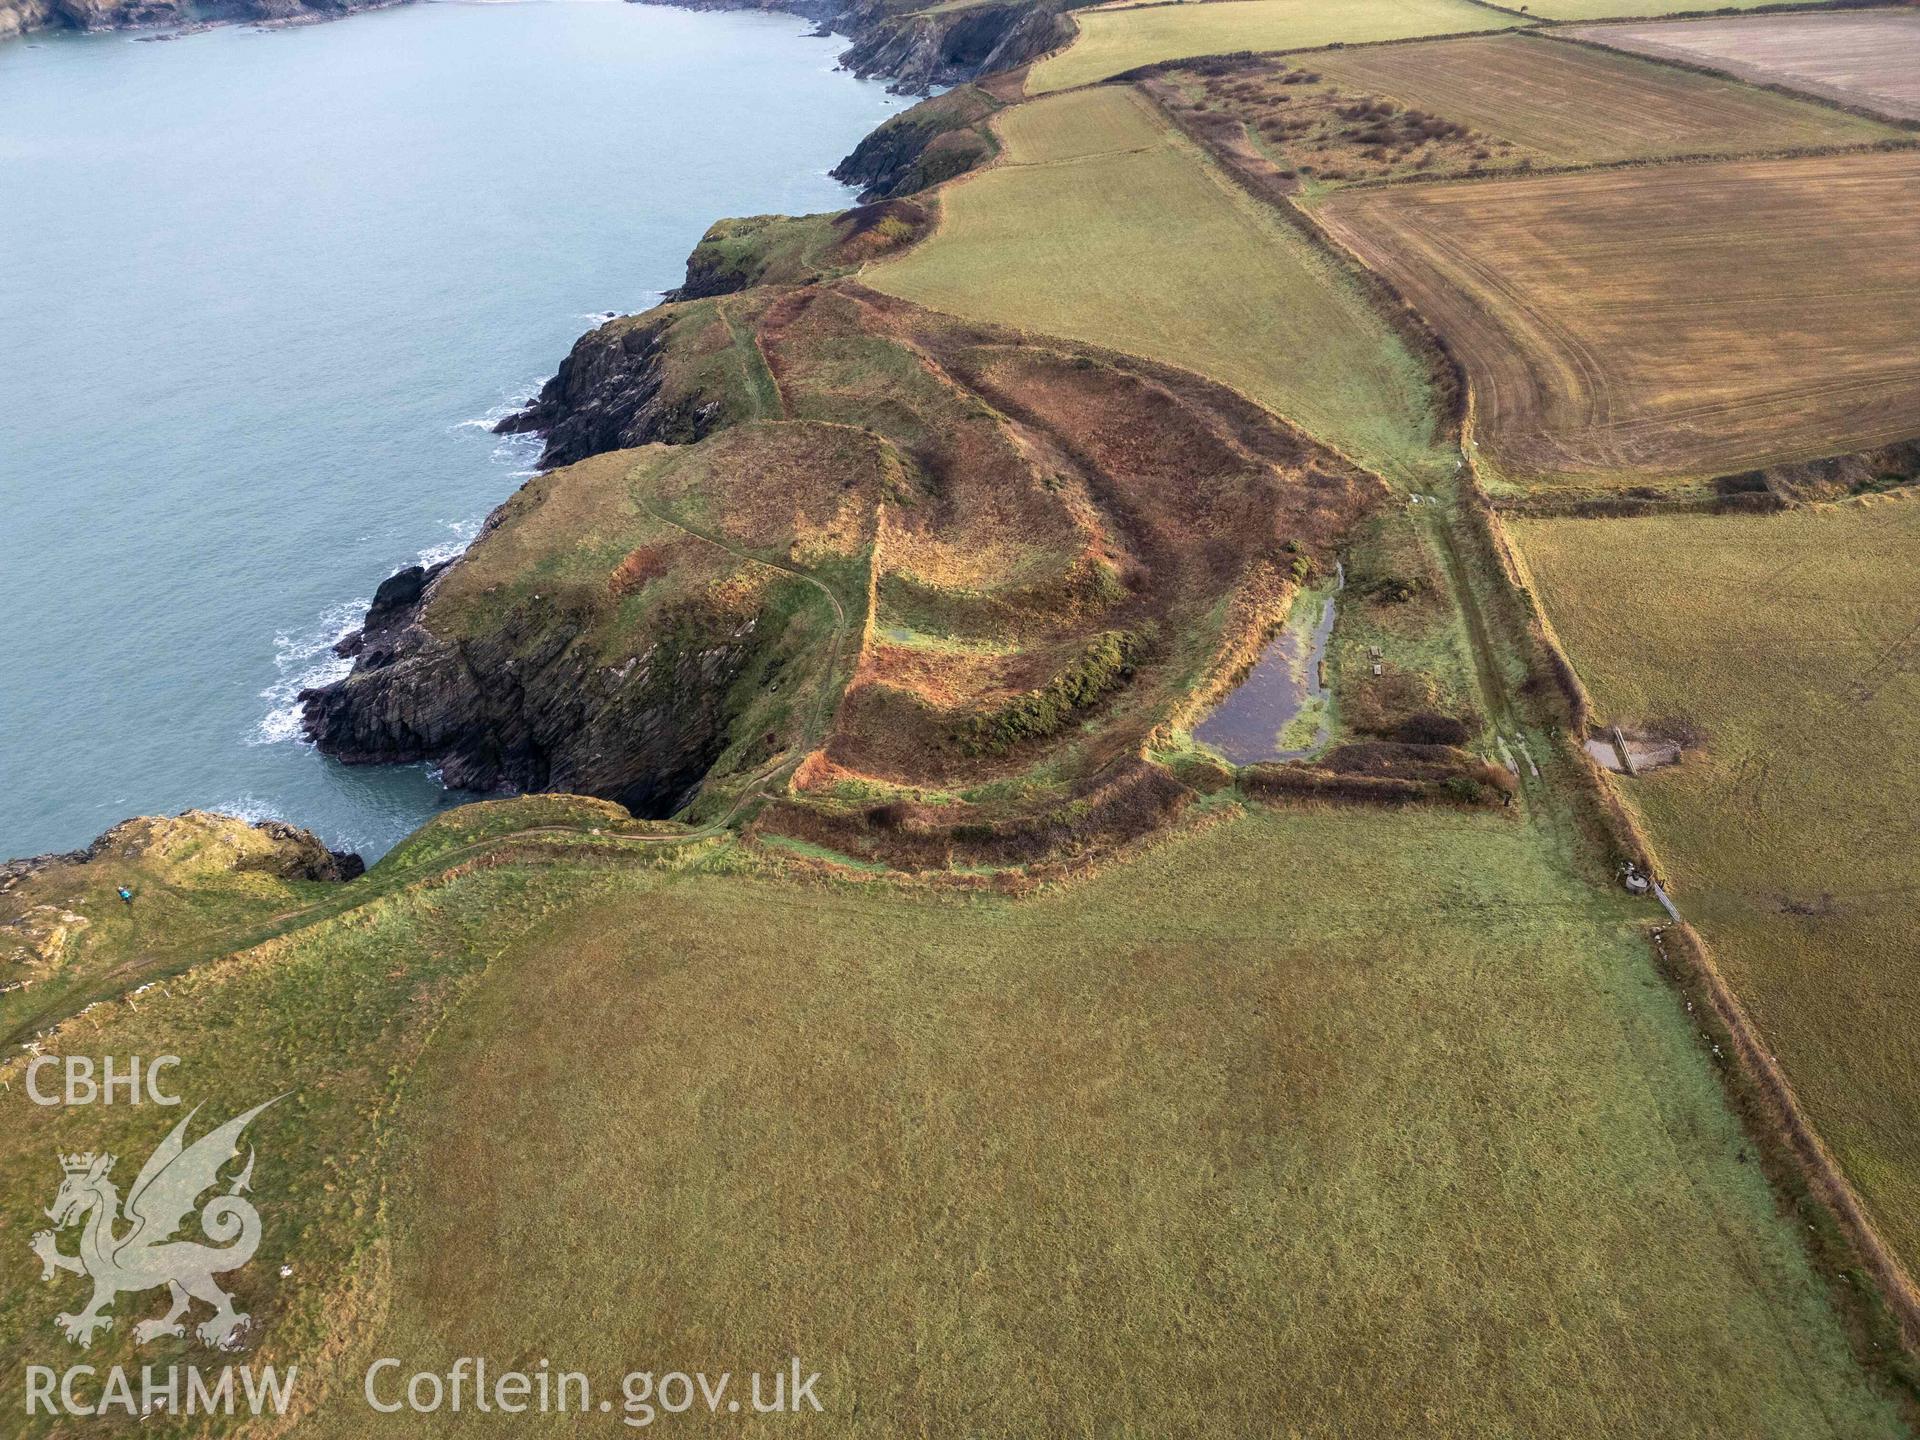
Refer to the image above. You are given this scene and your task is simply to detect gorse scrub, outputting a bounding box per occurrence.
[960,630,1144,756]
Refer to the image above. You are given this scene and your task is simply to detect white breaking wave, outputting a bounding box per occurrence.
[575,291,662,325]
[202,794,291,827]
[453,379,547,435]
[251,516,489,746]
[256,380,545,751]
[250,597,366,746]
[492,428,542,473]
[417,515,482,567]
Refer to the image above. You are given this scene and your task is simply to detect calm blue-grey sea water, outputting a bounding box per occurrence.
[0,1,893,859]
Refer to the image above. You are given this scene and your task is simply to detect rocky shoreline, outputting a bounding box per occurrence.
[1,812,363,892]
[298,548,760,819]
[634,0,1061,94]
[1,0,403,44]
[8,0,1057,863]
[492,309,727,471]
[5,0,1062,97]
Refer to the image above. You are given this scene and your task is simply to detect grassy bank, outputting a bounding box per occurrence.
[1514,496,1920,1289]
[871,85,1445,480]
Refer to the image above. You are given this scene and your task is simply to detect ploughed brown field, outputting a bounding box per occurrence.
[1313,151,1920,486]
[1307,32,1898,163]
[1567,11,1920,124]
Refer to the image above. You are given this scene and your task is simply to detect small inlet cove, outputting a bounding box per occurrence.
[1193,566,1343,765]
[0,1,893,861]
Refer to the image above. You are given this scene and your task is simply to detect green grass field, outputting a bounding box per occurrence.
[870,85,1444,481]
[1028,0,1523,94]
[7,23,1918,1435]
[5,804,1899,1436]
[1514,495,1920,1292]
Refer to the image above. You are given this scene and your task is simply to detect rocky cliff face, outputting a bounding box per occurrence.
[3,0,400,41]
[5,0,1057,84]
[0,0,162,37]
[834,0,1063,93]
[636,0,1064,94]
[0,0,53,40]
[2,812,363,894]
[494,309,734,470]
[300,516,764,820]
[831,85,1002,201]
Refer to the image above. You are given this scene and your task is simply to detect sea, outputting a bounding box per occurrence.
[0,0,895,858]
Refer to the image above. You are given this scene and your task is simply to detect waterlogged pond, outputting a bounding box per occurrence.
[1194,566,1343,765]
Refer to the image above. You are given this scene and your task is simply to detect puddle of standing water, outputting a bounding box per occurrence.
[1194,564,1343,765]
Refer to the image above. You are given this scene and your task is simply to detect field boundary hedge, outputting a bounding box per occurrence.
[1653,920,1920,1373]
[1482,437,1920,1389]
[1131,76,1469,435]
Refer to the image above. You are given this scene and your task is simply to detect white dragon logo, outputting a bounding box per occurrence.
[30,1098,281,1349]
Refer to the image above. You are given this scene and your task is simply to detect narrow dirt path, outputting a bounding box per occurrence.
[719,296,787,421]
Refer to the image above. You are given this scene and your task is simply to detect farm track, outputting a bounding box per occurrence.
[1514,501,1920,1356]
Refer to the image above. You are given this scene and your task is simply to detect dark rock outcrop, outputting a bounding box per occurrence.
[633,0,1065,94]
[494,311,725,470]
[3,0,401,41]
[300,561,759,819]
[832,85,1002,201]
[247,821,368,881]
[834,0,1063,93]
[336,560,450,659]
[1,813,363,889]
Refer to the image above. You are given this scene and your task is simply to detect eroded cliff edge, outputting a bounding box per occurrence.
[646,0,1067,95]
[1,0,401,42]
[3,0,1064,85]
[298,526,769,820]
[300,266,1442,855]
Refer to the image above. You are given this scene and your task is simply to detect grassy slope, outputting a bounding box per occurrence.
[1514,496,1920,1286]
[0,853,609,1439]
[1309,32,1897,163]
[4,25,1912,1440]
[10,807,1899,1434]
[253,806,1898,1437]
[870,85,1444,481]
[1028,0,1522,94]
[1,817,339,1036]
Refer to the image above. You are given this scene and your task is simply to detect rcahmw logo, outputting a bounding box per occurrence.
[22,1096,298,1421]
